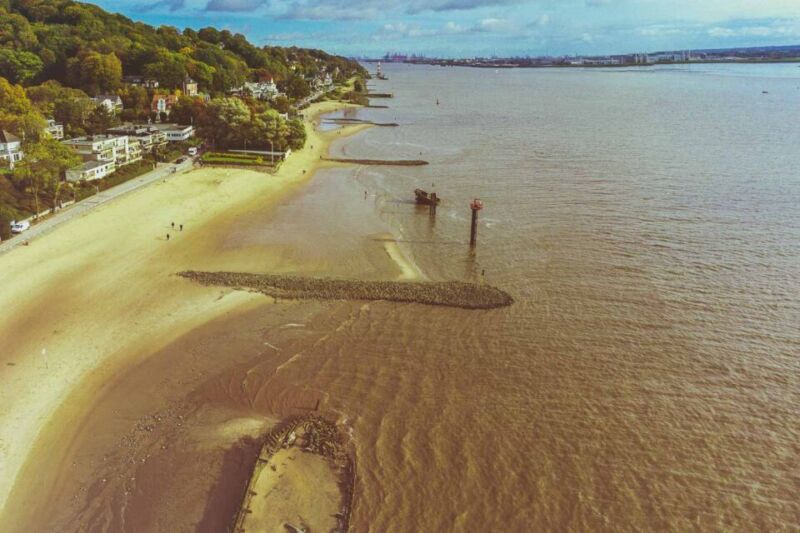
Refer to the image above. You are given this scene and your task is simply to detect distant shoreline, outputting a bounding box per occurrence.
[366,58,800,69]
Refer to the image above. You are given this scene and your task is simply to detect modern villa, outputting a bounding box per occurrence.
[65,159,117,182]
[63,135,142,177]
[106,124,168,151]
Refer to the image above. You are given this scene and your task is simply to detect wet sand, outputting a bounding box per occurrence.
[0,100,380,530]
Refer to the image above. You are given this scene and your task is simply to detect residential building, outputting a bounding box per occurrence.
[151,123,195,142]
[123,75,159,88]
[63,135,141,167]
[151,94,179,116]
[182,77,198,97]
[230,80,280,100]
[92,95,124,114]
[107,124,167,151]
[44,119,64,140]
[66,160,116,182]
[0,130,23,169]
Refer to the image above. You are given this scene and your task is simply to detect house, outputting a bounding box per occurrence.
[231,79,279,100]
[66,160,117,182]
[44,119,64,140]
[92,95,124,114]
[63,135,141,167]
[151,94,179,116]
[106,124,167,151]
[152,123,194,142]
[182,77,198,97]
[0,130,23,170]
[123,75,159,89]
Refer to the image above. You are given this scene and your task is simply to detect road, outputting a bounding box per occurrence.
[0,159,195,256]
[298,89,326,109]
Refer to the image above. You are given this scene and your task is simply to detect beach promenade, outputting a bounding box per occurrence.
[0,158,195,256]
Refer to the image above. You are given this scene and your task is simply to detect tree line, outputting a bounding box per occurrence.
[0,0,364,95]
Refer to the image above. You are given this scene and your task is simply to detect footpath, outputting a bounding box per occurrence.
[0,159,195,256]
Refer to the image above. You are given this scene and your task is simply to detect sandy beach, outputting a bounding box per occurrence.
[0,100,406,530]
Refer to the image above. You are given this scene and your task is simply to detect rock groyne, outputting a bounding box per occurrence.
[180,271,514,310]
[322,157,428,166]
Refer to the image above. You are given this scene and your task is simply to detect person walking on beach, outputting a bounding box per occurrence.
[180,224,183,231]
[171,222,175,229]
[166,233,170,241]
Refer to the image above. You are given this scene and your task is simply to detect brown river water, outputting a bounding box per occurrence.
[24,63,800,531]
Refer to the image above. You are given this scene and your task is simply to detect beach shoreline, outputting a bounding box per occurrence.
[0,98,392,529]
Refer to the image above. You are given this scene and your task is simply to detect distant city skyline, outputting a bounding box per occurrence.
[94,0,800,58]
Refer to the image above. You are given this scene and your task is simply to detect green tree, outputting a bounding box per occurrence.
[26,79,89,118]
[52,96,94,137]
[143,48,187,88]
[201,97,250,148]
[66,51,122,94]
[12,139,80,213]
[0,76,45,138]
[0,204,16,241]
[286,118,306,150]
[169,95,206,125]
[0,48,42,85]
[0,9,38,49]
[86,104,118,134]
[272,94,291,114]
[280,74,310,100]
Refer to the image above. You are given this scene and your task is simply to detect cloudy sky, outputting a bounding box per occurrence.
[99,0,800,57]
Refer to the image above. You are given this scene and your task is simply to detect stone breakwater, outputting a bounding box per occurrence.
[323,118,399,127]
[322,158,429,166]
[179,271,514,310]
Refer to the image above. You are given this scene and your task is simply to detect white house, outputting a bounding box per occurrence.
[107,124,167,151]
[231,80,279,100]
[0,130,23,169]
[92,95,124,114]
[152,123,195,142]
[124,75,159,89]
[66,160,116,182]
[44,119,64,140]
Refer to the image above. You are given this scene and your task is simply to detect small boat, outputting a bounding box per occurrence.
[414,189,441,205]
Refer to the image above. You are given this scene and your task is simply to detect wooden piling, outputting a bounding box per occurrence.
[429,192,437,215]
[469,199,484,247]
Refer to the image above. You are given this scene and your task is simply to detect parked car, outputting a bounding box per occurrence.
[10,220,30,234]
[187,147,198,156]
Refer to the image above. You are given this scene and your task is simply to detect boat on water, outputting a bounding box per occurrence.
[415,189,441,205]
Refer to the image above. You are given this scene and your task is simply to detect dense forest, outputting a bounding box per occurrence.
[0,0,364,94]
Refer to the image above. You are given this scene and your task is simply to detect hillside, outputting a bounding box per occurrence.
[0,0,365,93]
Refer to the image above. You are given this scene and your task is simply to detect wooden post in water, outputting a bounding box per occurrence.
[469,198,484,247]
[429,192,437,215]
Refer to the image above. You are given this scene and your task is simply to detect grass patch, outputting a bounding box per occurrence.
[201,152,267,166]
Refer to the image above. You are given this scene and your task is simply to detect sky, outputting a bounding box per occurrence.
[97,0,800,57]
